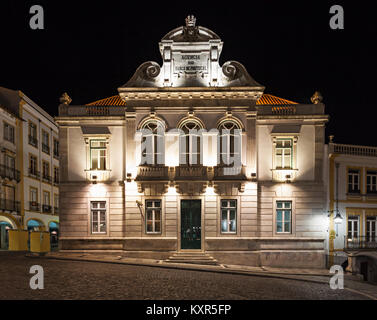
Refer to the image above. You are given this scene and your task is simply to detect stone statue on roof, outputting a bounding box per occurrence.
[60,92,72,105]
[311,91,323,104]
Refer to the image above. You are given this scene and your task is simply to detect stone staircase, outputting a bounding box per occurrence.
[165,252,219,266]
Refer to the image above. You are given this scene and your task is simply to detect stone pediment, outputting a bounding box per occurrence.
[119,16,264,90]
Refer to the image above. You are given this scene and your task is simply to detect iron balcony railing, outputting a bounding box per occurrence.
[53,177,59,185]
[345,236,377,250]
[42,143,50,154]
[0,164,21,182]
[28,135,38,147]
[42,204,52,213]
[28,168,40,178]
[53,149,59,159]
[29,201,40,212]
[54,207,59,215]
[42,174,52,184]
[0,199,20,213]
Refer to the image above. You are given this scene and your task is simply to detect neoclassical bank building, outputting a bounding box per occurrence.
[57,17,329,268]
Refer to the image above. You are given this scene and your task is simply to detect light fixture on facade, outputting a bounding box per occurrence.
[334,211,343,224]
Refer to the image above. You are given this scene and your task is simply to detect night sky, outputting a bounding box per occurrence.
[1,1,376,145]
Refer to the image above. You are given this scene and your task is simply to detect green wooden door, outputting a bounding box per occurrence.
[181,200,201,249]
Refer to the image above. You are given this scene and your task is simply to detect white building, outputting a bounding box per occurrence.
[0,87,59,249]
[325,139,377,281]
[56,16,328,268]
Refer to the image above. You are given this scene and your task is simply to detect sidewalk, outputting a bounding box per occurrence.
[26,251,377,300]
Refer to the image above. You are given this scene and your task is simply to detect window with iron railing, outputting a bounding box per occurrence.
[53,139,59,158]
[29,155,39,177]
[42,161,51,183]
[42,130,50,154]
[0,199,20,213]
[28,122,38,147]
[3,122,15,143]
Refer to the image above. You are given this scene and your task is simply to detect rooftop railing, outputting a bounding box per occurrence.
[331,143,377,157]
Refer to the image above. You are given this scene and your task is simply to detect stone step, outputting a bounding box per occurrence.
[165,259,219,266]
[165,252,219,266]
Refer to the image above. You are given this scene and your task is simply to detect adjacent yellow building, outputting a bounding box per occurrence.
[0,87,59,250]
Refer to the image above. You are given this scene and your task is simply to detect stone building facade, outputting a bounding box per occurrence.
[325,140,377,280]
[0,87,59,249]
[57,17,328,268]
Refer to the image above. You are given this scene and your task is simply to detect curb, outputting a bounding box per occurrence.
[26,253,376,300]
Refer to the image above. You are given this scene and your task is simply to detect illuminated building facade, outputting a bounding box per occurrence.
[325,139,377,280]
[0,87,59,249]
[57,17,328,267]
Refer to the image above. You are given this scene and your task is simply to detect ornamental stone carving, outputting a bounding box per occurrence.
[311,91,323,104]
[120,16,264,89]
[59,92,72,105]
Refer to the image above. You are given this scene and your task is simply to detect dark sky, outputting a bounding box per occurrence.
[1,1,376,145]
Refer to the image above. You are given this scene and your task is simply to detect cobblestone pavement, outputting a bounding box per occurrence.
[0,252,374,300]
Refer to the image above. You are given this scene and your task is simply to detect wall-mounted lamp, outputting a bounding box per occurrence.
[327,209,343,237]
[334,211,343,224]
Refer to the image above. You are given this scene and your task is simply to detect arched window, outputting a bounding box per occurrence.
[178,119,203,165]
[218,120,242,166]
[140,120,165,165]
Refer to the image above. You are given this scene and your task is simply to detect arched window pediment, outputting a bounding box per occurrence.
[138,115,166,131]
[216,115,244,132]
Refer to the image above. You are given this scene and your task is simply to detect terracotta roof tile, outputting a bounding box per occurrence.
[85,93,298,106]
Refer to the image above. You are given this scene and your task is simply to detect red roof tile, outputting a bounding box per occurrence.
[86,93,298,106]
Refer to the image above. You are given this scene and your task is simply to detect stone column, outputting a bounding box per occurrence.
[246,111,257,178]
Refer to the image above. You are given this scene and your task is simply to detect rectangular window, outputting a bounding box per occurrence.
[43,191,50,205]
[28,121,38,147]
[366,171,377,194]
[91,201,106,234]
[221,199,237,233]
[4,155,16,180]
[54,193,59,214]
[30,187,39,211]
[90,140,106,170]
[54,167,59,184]
[366,217,376,243]
[42,161,50,183]
[4,122,15,143]
[347,216,359,240]
[145,200,161,233]
[276,201,292,233]
[348,169,360,193]
[5,155,15,170]
[42,130,50,154]
[54,194,59,208]
[275,139,292,169]
[53,138,59,158]
[29,155,38,176]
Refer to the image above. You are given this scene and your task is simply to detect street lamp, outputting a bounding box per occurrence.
[334,211,343,224]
